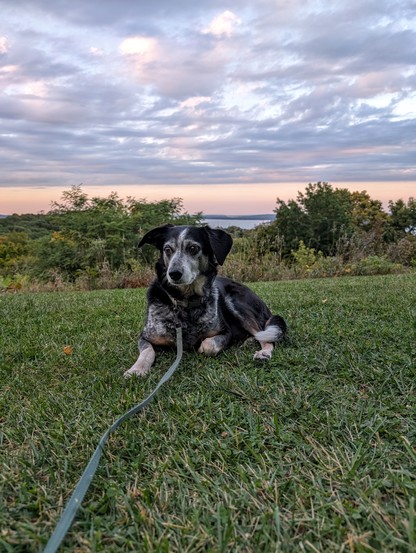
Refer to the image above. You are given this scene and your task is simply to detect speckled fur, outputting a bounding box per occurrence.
[124,225,287,378]
[142,288,221,350]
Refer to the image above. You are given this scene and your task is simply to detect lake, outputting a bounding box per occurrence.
[203,218,272,229]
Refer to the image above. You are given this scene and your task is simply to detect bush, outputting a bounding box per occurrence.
[291,240,319,277]
[0,274,30,292]
[348,256,403,276]
[387,236,416,266]
[307,256,344,278]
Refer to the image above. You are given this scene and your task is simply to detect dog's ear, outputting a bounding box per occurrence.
[138,224,174,250]
[204,227,233,265]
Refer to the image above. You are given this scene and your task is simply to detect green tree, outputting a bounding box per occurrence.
[51,184,89,212]
[298,182,353,253]
[273,182,355,256]
[0,213,58,239]
[0,232,30,276]
[32,231,84,279]
[347,191,387,232]
[33,185,202,280]
[388,197,416,238]
[273,199,310,253]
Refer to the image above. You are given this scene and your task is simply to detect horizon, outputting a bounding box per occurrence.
[1,181,415,217]
[1,1,415,217]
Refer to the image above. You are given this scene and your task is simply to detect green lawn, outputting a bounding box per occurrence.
[1,274,415,552]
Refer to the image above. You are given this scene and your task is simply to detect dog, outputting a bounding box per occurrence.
[124,225,286,377]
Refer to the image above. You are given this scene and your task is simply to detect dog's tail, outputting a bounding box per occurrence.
[254,315,287,343]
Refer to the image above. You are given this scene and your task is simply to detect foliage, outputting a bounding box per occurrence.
[272,182,398,258]
[273,182,355,256]
[0,273,30,291]
[273,199,310,253]
[348,255,403,276]
[0,213,59,239]
[388,197,416,237]
[0,183,415,290]
[0,232,31,276]
[1,275,415,551]
[387,236,416,266]
[291,240,319,271]
[0,185,202,284]
[349,190,388,232]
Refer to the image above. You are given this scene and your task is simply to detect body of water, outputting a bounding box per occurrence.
[203,218,271,229]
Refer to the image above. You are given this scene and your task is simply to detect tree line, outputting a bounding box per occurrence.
[0,183,415,290]
[255,182,416,258]
[0,185,202,288]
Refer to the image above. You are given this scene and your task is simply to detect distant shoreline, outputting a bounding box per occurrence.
[202,215,273,229]
[0,213,276,220]
[204,214,274,221]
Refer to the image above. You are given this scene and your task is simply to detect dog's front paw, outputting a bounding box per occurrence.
[125,347,155,378]
[123,365,150,378]
[198,336,222,356]
[253,349,272,361]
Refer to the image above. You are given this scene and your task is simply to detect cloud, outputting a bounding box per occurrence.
[119,36,158,58]
[203,10,242,37]
[0,0,415,193]
[0,36,9,54]
[117,29,236,99]
[89,47,104,57]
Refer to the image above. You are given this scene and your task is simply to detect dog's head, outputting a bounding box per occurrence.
[139,225,233,287]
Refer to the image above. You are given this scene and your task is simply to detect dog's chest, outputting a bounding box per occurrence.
[144,298,220,350]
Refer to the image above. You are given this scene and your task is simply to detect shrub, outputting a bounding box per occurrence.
[0,274,30,292]
[387,236,416,266]
[349,255,403,276]
[307,256,344,278]
[291,240,318,277]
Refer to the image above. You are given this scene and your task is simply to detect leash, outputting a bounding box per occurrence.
[43,325,183,553]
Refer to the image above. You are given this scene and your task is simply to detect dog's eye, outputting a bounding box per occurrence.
[163,246,173,256]
[188,244,200,255]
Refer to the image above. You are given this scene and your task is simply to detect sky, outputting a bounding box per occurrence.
[0,0,415,215]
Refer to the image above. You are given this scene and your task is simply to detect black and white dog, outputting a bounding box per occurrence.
[124,225,286,377]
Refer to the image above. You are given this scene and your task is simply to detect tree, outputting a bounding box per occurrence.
[298,182,353,253]
[0,213,58,239]
[388,197,416,237]
[0,232,30,276]
[349,191,387,232]
[273,182,355,256]
[272,199,310,253]
[34,185,202,279]
[50,184,89,212]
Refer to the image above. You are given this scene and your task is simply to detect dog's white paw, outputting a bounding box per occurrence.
[253,349,272,361]
[123,365,150,378]
[124,347,155,378]
[198,337,221,356]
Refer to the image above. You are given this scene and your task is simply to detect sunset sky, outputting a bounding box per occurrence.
[1,0,415,215]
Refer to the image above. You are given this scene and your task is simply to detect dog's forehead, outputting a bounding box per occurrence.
[165,226,206,247]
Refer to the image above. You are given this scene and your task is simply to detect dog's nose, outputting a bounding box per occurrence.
[168,270,183,282]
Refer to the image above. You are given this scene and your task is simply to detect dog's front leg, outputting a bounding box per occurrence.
[198,333,231,356]
[124,337,156,378]
[253,341,274,361]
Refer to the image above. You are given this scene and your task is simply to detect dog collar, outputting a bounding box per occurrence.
[169,295,206,310]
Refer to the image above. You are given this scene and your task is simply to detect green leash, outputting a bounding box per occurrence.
[43,325,183,553]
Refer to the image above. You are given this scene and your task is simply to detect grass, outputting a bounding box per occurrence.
[1,273,415,552]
